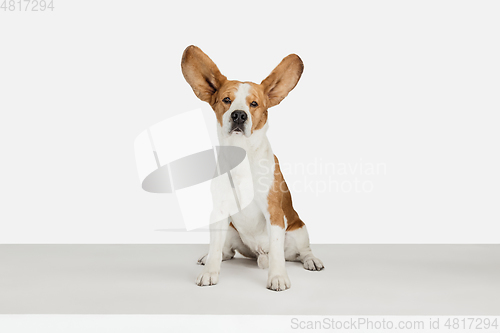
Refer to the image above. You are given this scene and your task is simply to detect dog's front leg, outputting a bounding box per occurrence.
[266,211,291,291]
[195,212,229,286]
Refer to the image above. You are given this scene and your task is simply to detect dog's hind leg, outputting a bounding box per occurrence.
[197,250,234,265]
[197,222,246,265]
[285,225,324,271]
[279,174,324,270]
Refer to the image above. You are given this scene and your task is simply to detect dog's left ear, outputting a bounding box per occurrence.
[261,54,304,108]
[181,45,227,105]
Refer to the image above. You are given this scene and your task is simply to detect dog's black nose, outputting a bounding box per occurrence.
[231,110,247,124]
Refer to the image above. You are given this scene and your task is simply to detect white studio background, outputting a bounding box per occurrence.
[0,0,499,244]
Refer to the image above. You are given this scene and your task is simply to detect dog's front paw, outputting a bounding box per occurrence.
[267,273,291,291]
[303,257,324,271]
[196,270,219,286]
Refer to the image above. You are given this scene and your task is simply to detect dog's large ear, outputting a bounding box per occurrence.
[261,54,304,108]
[181,45,227,105]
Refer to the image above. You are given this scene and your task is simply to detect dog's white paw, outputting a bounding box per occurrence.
[303,257,324,271]
[267,273,291,291]
[196,270,219,286]
[197,254,207,265]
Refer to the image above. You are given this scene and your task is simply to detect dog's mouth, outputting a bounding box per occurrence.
[230,126,244,134]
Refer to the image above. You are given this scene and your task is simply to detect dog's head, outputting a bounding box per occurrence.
[181,45,303,138]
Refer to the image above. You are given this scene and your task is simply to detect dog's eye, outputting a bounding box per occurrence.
[250,101,258,107]
[222,97,231,104]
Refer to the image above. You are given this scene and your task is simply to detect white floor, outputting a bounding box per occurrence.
[1,245,499,315]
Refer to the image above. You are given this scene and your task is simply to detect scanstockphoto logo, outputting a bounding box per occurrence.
[258,158,387,196]
[290,316,500,331]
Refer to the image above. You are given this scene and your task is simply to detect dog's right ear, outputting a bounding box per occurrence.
[181,45,227,105]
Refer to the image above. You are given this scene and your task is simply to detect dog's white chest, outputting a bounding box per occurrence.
[219,127,275,252]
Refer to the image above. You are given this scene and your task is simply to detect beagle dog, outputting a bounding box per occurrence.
[181,45,323,291]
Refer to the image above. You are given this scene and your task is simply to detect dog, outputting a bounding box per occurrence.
[181,45,324,291]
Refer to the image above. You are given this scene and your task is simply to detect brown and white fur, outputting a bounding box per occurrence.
[181,45,324,291]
